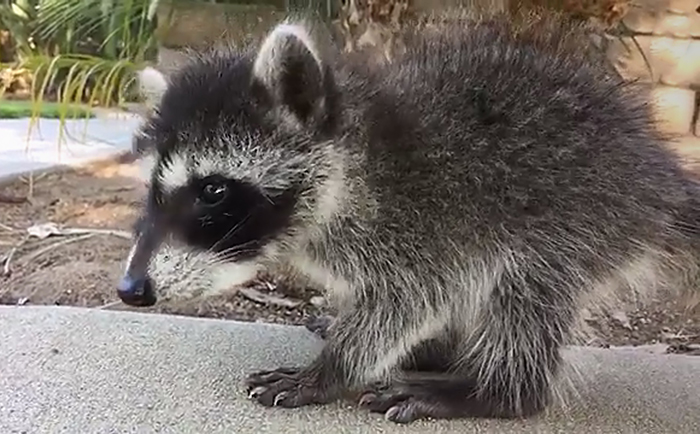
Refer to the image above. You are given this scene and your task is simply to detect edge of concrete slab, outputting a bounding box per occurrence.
[0,149,138,186]
[0,111,142,186]
[1,305,699,434]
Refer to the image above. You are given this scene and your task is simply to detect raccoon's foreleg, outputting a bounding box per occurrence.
[304,314,334,339]
[304,313,457,372]
[245,294,450,409]
[359,266,580,423]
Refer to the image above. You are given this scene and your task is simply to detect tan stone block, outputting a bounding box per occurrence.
[667,136,700,173]
[622,0,700,37]
[622,2,662,34]
[653,13,700,38]
[649,86,695,135]
[658,38,700,87]
[157,47,190,76]
[666,0,700,14]
[606,36,657,82]
[606,36,700,87]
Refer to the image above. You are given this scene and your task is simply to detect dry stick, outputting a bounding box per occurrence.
[98,300,124,310]
[22,233,96,263]
[2,246,17,276]
[0,222,17,232]
[26,171,34,200]
[58,228,132,239]
[2,234,30,276]
[0,193,27,204]
[3,228,131,274]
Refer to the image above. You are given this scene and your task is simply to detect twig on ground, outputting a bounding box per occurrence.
[60,228,132,239]
[22,233,95,263]
[0,193,27,204]
[239,286,304,309]
[2,246,17,277]
[19,171,49,198]
[98,300,123,310]
[103,186,135,193]
[663,331,700,341]
[0,222,17,232]
[26,222,132,240]
[666,343,700,356]
[2,234,30,276]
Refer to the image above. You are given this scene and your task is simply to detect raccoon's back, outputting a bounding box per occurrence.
[350,15,696,252]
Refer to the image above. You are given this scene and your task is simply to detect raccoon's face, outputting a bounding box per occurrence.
[116,21,341,307]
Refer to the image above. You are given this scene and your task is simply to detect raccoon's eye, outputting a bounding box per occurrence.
[199,182,228,206]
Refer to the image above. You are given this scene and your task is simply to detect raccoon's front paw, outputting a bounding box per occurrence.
[245,367,334,408]
[304,314,335,339]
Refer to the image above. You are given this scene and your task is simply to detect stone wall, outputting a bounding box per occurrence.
[153,1,700,141]
[605,0,700,137]
[153,0,509,72]
[154,0,288,74]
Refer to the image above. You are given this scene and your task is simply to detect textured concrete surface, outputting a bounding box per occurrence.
[0,114,140,183]
[1,306,699,434]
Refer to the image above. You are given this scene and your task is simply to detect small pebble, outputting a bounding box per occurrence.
[309,296,326,308]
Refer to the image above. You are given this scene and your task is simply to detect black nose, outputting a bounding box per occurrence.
[117,275,157,307]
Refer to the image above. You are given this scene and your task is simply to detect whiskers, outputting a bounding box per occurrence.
[209,239,261,265]
[209,212,253,252]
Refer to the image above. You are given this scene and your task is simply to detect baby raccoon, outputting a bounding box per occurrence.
[118,11,700,424]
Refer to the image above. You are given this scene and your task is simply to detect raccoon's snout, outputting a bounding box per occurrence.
[118,214,164,307]
[117,275,157,307]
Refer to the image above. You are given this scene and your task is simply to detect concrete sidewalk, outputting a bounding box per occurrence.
[1,306,698,433]
[0,114,140,183]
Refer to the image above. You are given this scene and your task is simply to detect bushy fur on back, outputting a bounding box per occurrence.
[126,10,700,423]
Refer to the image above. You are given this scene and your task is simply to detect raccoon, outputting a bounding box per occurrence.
[118,10,700,424]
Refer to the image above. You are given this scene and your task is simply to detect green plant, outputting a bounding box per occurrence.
[0,0,40,59]
[0,0,170,153]
[20,0,163,107]
[0,98,93,118]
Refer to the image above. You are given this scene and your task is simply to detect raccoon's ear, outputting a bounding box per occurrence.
[251,23,333,128]
[137,66,169,108]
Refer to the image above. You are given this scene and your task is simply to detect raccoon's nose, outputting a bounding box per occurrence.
[117,275,157,307]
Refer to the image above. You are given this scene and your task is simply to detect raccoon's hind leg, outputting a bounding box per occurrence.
[360,266,580,423]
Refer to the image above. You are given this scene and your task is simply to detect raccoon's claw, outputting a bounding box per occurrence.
[358,379,472,424]
[359,390,443,424]
[245,367,300,389]
[244,367,330,408]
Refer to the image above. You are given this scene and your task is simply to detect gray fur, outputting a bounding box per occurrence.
[129,10,700,423]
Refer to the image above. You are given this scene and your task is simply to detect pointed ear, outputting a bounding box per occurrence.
[251,22,334,128]
[137,66,169,108]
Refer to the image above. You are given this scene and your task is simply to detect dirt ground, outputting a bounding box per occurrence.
[1,148,699,351]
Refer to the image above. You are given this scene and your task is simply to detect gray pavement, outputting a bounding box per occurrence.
[1,305,699,433]
[0,114,140,183]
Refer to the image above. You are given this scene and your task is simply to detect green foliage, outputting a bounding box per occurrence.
[0,0,162,110]
[30,0,160,60]
[0,98,94,118]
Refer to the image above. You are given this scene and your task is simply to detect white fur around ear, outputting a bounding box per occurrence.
[137,66,169,107]
[252,22,331,126]
[253,23,323,83]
